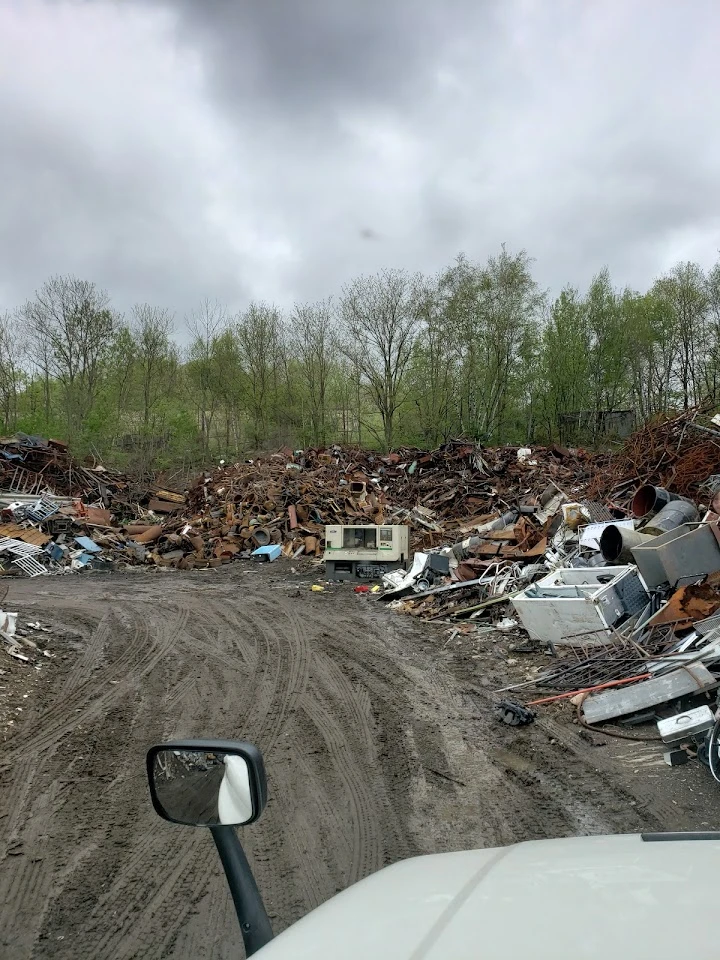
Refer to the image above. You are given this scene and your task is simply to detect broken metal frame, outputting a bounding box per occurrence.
[24,494,60,525]
[11,555,49,577]
[7,466,47,495]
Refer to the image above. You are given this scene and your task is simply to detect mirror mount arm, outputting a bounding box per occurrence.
[210,825,273,957]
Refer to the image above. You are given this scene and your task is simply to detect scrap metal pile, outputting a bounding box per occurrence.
[588,405,720,501]
[3,405,720,587]
[374,409,720,780]
[4,435,579,576]
[185,441,597,559]
[0,433,188,576]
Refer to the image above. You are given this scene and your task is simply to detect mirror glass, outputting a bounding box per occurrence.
[151,749,255,826]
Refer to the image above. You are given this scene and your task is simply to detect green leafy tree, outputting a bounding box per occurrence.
[339,269,422,450]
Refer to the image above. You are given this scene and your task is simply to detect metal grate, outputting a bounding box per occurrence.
[25,495,59,524]
[699,474,720,494]
[582,500,616,522]
[0,536,43,557]
[11,555,48,577]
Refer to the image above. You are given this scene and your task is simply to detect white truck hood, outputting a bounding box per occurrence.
[256,834,718,959]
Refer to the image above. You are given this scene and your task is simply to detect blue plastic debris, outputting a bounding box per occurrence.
[74,536,102,554]
[251,544,282,562]
[45,542,65,562]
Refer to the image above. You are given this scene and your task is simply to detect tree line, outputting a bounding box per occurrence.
[1,248,719,471]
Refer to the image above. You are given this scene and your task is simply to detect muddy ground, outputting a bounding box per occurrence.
[1,564,719,959]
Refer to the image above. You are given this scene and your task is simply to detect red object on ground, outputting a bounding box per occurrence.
[526,673,652,707]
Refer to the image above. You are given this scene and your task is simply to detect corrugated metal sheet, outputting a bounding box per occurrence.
[0,523,50,546]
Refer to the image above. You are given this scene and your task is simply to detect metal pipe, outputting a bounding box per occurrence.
[599,524,656,563]
[631,484,691,518]
[642,500,700,536]
[251,527,271,547]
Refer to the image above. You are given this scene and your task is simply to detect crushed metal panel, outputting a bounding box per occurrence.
[83,506,113,526]
[583,664,716,724]
[74,536,102,554]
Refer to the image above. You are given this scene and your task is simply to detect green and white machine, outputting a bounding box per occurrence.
[323,524,410,581]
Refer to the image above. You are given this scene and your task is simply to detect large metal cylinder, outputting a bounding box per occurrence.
[251,526,271,547]
[632,484,689,518]
[599,525,656,563]
[643,500,699,536]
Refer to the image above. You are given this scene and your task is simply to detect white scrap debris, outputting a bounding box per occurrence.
[562,503,590,530]
[536,492,568,525]
[0,610,18,641]
[0,608,28,661]
[495,617,519,632]
[7,649,30,662]
[382,569,408,591]
[382,552,430,592]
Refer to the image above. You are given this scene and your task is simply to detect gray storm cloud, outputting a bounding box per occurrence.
[0,0,719,319]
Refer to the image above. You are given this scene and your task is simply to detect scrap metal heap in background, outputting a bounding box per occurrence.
[6,411,720,777]
[2,407,720,580]
[588,405,720,500]
[0,434,600,577]
[0,432,187,576]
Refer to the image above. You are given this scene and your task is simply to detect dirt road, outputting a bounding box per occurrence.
[1,565,719,959]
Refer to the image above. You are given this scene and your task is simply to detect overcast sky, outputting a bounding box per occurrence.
[1,0,719,323]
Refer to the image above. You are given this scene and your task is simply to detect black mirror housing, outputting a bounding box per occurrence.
[146,739,267,827]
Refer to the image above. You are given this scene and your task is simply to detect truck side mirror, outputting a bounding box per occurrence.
[146,740,267,827]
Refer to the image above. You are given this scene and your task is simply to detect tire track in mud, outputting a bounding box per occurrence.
[13,581,316,960]
[0,752,66,958]
[57,608,113,697]
[225,594,310,752]
[3,610,145,760]
[0,596,193,959]
[69,597,238,960]
[298,693,382,884]
[294,645,400,885]
[83,832,218,960]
